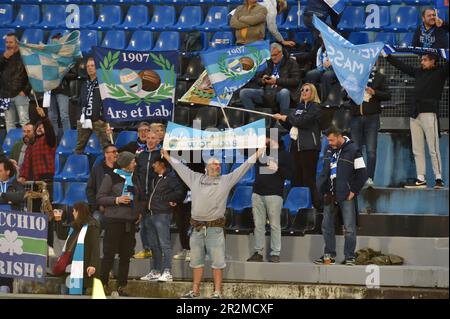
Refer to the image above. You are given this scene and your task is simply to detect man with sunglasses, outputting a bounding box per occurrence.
[412,8,448,49]
[86,144,119,229]
[239,42,300,114]
[119,122,151,155]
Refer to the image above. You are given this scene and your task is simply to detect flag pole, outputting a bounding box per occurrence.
[32,90,40,109]
[212,104,275,118]
[216,96,232,129]
[298,0,301,28]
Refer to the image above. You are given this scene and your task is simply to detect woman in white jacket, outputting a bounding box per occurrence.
[260,0,296,47]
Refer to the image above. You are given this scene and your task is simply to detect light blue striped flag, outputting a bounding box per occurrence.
[19,31,82,93]
[200,40,270,97]
[324,0,346,15]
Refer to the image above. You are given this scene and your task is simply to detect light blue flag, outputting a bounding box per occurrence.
[313,16,384,105]
[324,0,347,15]
[200,40,270,98]
[19,31,82,93]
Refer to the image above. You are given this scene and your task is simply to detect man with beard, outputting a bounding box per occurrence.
[9,122,34,168]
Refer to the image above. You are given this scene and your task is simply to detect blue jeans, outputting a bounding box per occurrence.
[252,194,282,256]
[350,114,380,179]
[321,199,357,259]
[140,215,150,251]
[49,94,70,138]
[189,226,226,269]
[5,95,30,131]
[145,213,172,272]
[239,88,291,114]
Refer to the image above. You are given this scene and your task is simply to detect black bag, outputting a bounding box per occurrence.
[183,32,202,52]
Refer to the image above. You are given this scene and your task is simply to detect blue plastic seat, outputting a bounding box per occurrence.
[20,29,44,45]
[92,154,105,168]
[230,163,255,186]
[101,30,126,50]
[153,31,180,51]
[266,30,289,43]
[348,32,370,45]
[127,30,153,51]
[1,128,22,156]
[52,182,64,205]
[399,33,414,47]
[12,5,40,28]
[364,6,390,31]
[80,29,99,54]
[374,32,397,46]
[84,133,102,157]
[172,6,203,31]
[403,0,433,4]
[199,6,229,31]
[54,154,90,182]
[293,32,314,46]
[338,7,366,31]
[280,6,306,31]
[0,5,14,27]
[119,5,149,30]
[56,129,78,156]
[147,6,176,31]
[208,31,234,50]
[349,0,376,4]
[0,29,15,52]
[283,187,312,215]
[60,182,88,206]
[227,186,253,213]
[115,131,138,149]
[39,5,66,29]
[47,29,70,44]
[77,5,96,29]
[92,5,123,30]
[386,7,419,32]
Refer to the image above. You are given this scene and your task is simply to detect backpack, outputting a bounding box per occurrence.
[183,32,203,52]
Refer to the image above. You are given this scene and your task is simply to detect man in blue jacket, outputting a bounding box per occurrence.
[315,126,367,266]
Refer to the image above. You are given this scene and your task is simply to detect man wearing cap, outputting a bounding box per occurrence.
[161,146,265,299]
[97,151,143,296]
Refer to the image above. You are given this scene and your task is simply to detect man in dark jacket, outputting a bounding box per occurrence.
[9,122,34,168]
[247,129,293,263]
[133,130,160,259]
[385,52,448,189]
[347,66,391,187]
[140,157,185,283]
[412,8,449,49]
[86,144,118,228]
[47,33,79,138]
[97,151,143,296]
[75,57,110,154]
[0,157,25,211]
[119,122,151,155]
[315,126,367,266]
[0,33,31,131]
[239,42,301,114]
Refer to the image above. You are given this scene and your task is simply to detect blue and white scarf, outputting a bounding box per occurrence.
[80,78,98,129]
[64,225,88,295]
[329,136,350,193]
[420,23,435,48]
[0,98,11,111]
[114,169,134,201]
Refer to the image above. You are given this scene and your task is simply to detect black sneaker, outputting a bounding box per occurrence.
[404,179,427,189]
[116,286,129,297]
[342,258,356,266]
[434,179,445,189]
[314,255,336,265]
[269,255,280,263]
[247,252,263,262]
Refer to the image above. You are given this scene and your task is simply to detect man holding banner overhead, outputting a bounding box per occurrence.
[161,146,265,299]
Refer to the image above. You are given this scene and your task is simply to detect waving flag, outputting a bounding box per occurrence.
[324,0,346,15]
[19,31,82,93]
[313,16,384,105]
[93,47,178,122]
[200,40,270,97]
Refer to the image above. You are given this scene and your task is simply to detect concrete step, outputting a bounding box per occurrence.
[14,277,449,299]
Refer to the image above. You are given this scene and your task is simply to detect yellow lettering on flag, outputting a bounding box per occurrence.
[92,278,107,299]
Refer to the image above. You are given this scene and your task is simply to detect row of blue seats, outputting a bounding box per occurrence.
[2,4,438,32]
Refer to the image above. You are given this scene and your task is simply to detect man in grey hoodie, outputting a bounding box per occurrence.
[161,147,265,299]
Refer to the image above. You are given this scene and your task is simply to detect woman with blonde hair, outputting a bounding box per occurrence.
[273,83,322,208]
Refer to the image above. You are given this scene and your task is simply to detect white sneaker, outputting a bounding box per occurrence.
[365,178,374,188]
[48,246,55,257]
[173,249,187,260]
[158,270,173,282]
[185,250,191,262]
[140,270,160,281]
